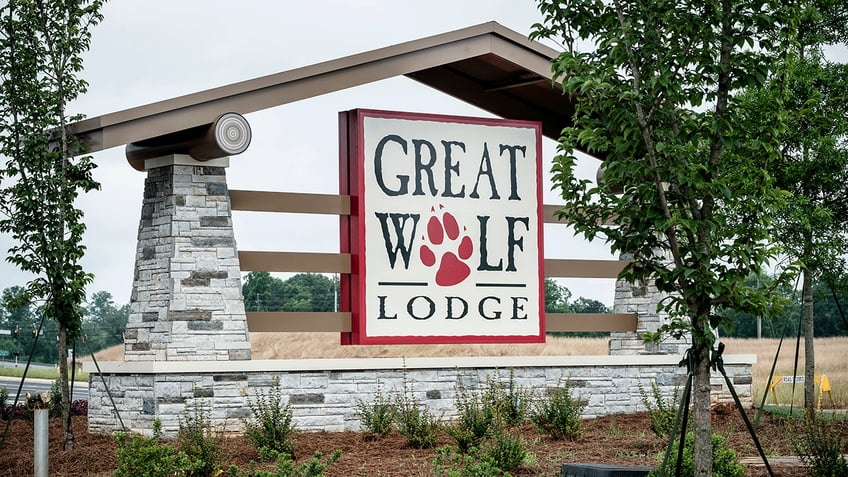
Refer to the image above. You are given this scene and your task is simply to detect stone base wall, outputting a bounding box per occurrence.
[85,355,754,436]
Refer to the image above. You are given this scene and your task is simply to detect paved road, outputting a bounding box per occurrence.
[0,376,89,403]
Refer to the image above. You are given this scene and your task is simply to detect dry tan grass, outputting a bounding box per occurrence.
[86,335,846,408]
[86,333,610,362]
[723,337,848,408]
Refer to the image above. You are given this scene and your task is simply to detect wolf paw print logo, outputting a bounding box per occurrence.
[419,205,473,286]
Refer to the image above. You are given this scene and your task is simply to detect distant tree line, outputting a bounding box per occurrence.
[719,274,848,339]
[0,286,128,364]
[5,270,843,364]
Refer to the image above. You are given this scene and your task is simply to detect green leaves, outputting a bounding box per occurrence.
[532,0,799,347]
[0,0,104,450]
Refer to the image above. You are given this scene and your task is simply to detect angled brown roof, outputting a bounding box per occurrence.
[71,21,575,153]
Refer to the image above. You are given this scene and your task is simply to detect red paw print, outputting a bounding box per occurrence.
[419,205,473,286]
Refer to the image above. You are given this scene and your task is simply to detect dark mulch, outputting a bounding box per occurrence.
[0,409,827,476]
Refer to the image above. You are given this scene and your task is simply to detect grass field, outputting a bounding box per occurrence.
[723,336,848,409]
[28,335,848,409]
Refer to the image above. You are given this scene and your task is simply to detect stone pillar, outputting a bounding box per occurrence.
[123,154,251,361]
[608,256,690,356]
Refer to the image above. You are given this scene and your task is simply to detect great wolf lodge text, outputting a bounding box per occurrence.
[341,109,544,345]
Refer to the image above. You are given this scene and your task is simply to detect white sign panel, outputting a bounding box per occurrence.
[340,109,544,345]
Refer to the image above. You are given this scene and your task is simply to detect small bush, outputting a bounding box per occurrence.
[479,425,528,473]
[178,400,228,477]
[242,376,298,461]
[431,445,507,477]
[482,369,532,427]
[70,399,88,416]
[530,379,585,440]
[0,387,7,411]
[115,420,202,477]
[394,374,438,449]
[2,403,27,420]
[49,378,63,417]
[355,380,397,438]
[639,380,679,438]
[651,432,745,477]
[792,413,848,476]
[228,450,342,477]
[446,383,495,453]
[276,450,342,477]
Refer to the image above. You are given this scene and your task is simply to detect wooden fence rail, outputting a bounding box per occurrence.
[230,189,636,334]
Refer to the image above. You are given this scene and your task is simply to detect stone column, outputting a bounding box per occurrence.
[608,255,690,356]
[123,154,251,361]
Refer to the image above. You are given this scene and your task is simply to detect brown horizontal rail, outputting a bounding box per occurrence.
[230,190,570,223]
[238,251,626,279]
[544,259,628,279]
[245,312,635,333]
[247,312,352,332]
[230,190,350,215]
[546,313,637,332]
[238,251,351,273]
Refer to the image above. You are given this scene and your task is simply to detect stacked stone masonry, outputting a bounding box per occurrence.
[86,357,754,435]
[609,275,690,356]
[123,159,251,362]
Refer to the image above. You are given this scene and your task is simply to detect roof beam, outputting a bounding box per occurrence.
[70,22,568,154]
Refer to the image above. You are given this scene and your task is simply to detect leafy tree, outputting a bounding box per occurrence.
[755,1,848,415]
[0,286,43,362]
[532,1,797,474]
[545,278,611,338]
[280,273,337,312]
[242,272,282,312]
[812,280,848,337]
[0,0,104,450]
[719,274,800,339]
[82,291,129,352]
[242,272,339,312]
[544,278,573,313]
[571,297,608,314]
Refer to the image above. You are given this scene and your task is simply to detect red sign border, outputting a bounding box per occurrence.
[340,108,545,345]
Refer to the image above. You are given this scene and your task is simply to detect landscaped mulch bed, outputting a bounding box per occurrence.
[0,409,828,476]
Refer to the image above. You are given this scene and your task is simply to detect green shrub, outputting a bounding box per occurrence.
[793,413,848,476]
[431,445,508,477]
[275,450,342,477]
[241,376,297,460]
[49,378,63,416]
[394,374,439,449]
[227,450,342,477]
[354,380,397,438]
[115,420,202,477]
[178,400,228,477]
[651,432,745,477]
[446,383,496,453]
[482,369,532,427]
[479,425,528,473]
[639,380,680,438]
[530,379,585,440]
[0,387,7,411]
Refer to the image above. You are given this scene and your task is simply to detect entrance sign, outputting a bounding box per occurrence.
[340,109,544,344]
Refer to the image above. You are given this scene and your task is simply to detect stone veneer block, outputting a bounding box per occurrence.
[84,355,755,436]
[608,254,690,356]
[123,155,251,362]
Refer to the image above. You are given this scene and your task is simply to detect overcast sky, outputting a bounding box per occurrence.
[0,1,621,307]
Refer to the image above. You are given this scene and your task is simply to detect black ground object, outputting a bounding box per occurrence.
[560,463,655,477]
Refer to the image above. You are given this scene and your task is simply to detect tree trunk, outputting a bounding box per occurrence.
[803,268,815,416]
[692,344,713,477]
[57,321,74,451]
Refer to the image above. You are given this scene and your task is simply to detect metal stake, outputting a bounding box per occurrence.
[33,408,48,477]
